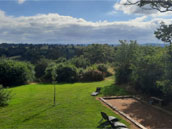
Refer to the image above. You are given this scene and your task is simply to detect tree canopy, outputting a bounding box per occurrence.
[154,22,172,44]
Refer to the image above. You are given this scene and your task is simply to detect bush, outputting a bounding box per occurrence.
[97,64,107,73]
[69,56,90,68]
[43,63,57,83]
[0,85,11,106]
[44,63,78,83]
[115,65,132,84]
[55,57,67,63]
[156,80,172,102]
[0,59,34,87]
[35,58,50,81]
[97,64,112,77]
[56,64,78,83]
[80,69,104,82]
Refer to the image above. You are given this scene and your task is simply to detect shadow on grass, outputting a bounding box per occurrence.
[22,105,53,122]
[102,84,129,96]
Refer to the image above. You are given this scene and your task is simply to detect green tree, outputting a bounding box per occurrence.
[84,44,115,64]
[0,59,34,87]
[114,40,139,84]
[68,55,90,68]
[154,22,172,44]
[130,47,164,95]
[56,64,78,83]
[35,58,51,81]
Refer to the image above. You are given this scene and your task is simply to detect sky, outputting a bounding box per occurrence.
[0,0,172,44]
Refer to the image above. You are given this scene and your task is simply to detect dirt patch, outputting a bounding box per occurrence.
[106,98,172,129]
[97,97,139,129]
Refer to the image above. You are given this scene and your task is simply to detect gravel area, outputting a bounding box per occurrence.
[106,98,172,129]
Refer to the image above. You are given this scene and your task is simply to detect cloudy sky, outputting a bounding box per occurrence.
[0,0,172,44]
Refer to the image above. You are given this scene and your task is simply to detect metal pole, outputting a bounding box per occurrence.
[53,81,56,106]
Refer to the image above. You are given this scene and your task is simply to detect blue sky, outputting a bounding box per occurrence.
[0,1,137,21]
[0,0,172,44]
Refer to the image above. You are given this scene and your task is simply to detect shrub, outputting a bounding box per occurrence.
[35,58,50,81]
[56,64,78,83]
[43,63,57,83]
[80,69,104,82]
[97,64,112,77]
[0,85,11,106]
[69,56,90,68]
[0,59,34,87]
[55,57,67,63]
[115,65,132,84]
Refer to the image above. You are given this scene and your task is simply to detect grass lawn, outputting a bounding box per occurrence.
[0,76,130,129]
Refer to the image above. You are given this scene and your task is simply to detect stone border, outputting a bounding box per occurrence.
[99,96,147,129]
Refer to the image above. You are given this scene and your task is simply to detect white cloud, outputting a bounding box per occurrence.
[106,11,118,16]
[18,0,26,4]
[0,9,172,44]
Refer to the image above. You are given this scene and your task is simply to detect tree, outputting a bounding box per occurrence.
[130,47,164,95]
[125,0,172,12]
[154,22,172,44]
[35,58,51,81]
[124,0,172,100]
[114,40,139,84]
[83,44,115,64]
[68,55,90,68]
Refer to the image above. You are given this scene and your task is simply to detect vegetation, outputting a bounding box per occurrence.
[0,59,34,87]
[0,85,11,106]
[0,44,115,64]
[1,42,172,102]
[35,58,50,81]
[114,40,172,102]
[123,0,172,102]
[81,69,104,82]
[0,77,129,128]
[55,64,78,83]
[114,40,139,84]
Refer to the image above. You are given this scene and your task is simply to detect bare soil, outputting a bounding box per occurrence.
[97,97,139,129]
[106,98,172,129]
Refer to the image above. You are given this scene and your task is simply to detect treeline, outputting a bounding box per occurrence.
[115,40,172,103]
[0,43,115,64]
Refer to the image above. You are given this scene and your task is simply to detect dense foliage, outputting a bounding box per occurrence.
[55,64,78,83]
[114,40,172,102]
[0,59,34,87]
[0,85,11,106]
[0,44,115,64]
[2,42,172,102]
[80,69,104,82]
[35,58,51,81]
[0,43,115,84]
[114,40,139,84]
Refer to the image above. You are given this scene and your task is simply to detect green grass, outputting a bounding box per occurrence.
[0,76,130,129]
